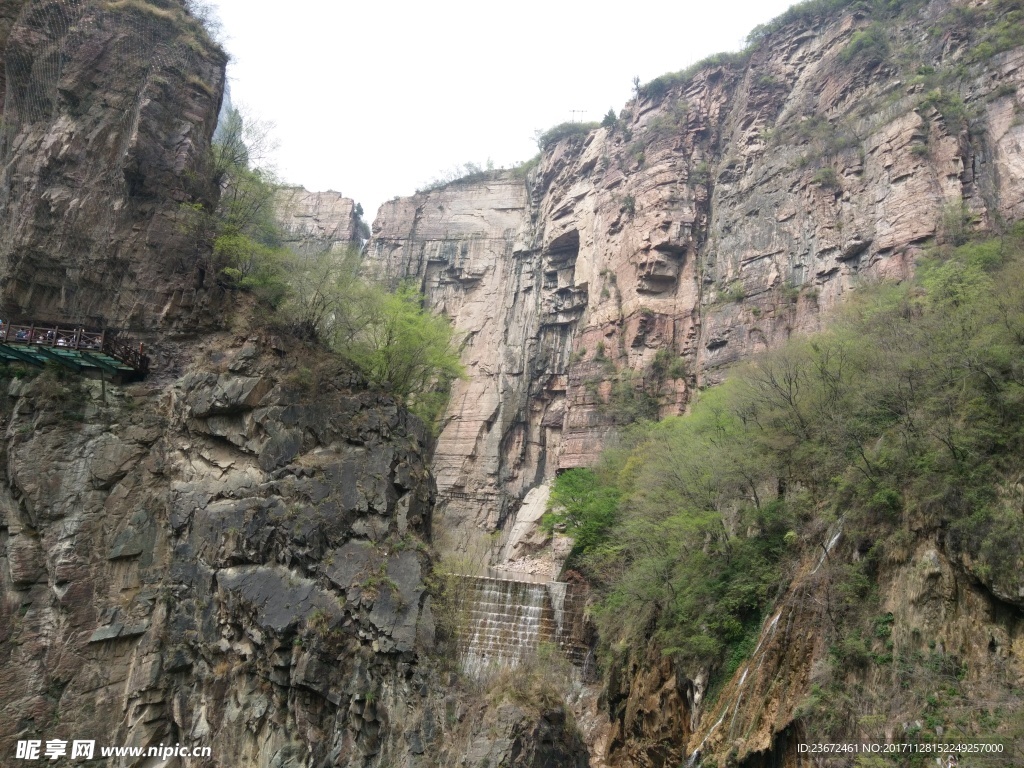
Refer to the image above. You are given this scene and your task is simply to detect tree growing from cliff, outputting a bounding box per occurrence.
[182,0,224,42]
[280,247,366,343]
[535,121,600,150]
[343,283,464,424]
[190,107,464,428]
[543,468,620,561]
[279,249,464,426]
[181,105,288,299]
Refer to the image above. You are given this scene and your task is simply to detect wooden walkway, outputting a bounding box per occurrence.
[0,322,150,381]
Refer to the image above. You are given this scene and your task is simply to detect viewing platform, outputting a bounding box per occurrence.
[0,322,150,382]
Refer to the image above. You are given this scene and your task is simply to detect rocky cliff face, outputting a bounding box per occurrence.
[0,334,591,767]
[275,187,365,257]
[2,0,1023,767]
[0,337,436,764]
[686,535,1024,767]
[366,0,1024,564]
[0,6,592,766]
[365,1,1024,764]
[0,0,226,329]
[367,180,571,560]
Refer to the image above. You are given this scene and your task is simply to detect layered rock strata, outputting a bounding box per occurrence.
[365,3,1024,763]
[0,0,226,329]
[367,179,572,561]
[1,0,1023,766]
[275,187,366,257]
[366,0,1024,564]
[0,335,592,766]
[0,337,435,765]
[0,4,594,765]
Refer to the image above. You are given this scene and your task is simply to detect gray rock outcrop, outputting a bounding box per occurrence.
[0,0,226,328]
[0,338,442,765]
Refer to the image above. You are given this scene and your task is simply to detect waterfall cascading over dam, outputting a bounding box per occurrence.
[457,575,588,676]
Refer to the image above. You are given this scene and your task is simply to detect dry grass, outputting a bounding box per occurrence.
[104,0,181,22]
[481,643,574,715]
[103,0,220,53]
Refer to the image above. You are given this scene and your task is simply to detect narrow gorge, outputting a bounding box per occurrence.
[1,0,1023,767]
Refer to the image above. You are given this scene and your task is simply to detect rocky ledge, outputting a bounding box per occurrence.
[0,333,590,767]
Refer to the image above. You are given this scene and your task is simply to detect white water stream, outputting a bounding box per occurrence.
[459,576,558,676]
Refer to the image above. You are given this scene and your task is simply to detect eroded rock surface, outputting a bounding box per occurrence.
[0,4,594,764]
[0,0,227,328]
[275,187,365,257]
[0,339,443,765]
[367,179,567,561]
[0,337,592,767]
[445,703,589,768]
[366,0,1024,565]
[3,1,1024,767]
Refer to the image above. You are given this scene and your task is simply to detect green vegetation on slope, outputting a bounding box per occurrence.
[746,0,928,45]
[183,108,464,428]
[639,50,753,101]
[550,227,1024,755]
[637,0,934,100]
[535,121,601,151]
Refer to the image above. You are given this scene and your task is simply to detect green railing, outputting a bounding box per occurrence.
[0,322,150,378]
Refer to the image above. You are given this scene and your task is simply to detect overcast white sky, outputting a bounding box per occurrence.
[207,0,799,222]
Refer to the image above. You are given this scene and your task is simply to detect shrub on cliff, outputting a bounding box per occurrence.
[189,109,464,428]
[279,247,367,343]
[182,106,289,299]
[840,22,889,65]
[535,121,600,151]
[278,250,463,426]
[745,0,926,46]
[417,160,498,193]
[639,50,751,101]
[543,468,620,563]
[580,223,1024,707]
[342,284,464,420]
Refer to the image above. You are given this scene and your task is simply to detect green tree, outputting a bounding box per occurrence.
[345,284,464,425]
[181,106,288,299]
[279,252,465,428]
[544,468,620,560]
[279,247,368,343]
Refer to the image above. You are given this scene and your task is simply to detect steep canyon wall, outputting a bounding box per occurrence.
[0,0,226,329]
[1,0,1023,766]
[0,4,591,766]
[366,0,1024,565]
[275,187,365,257]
